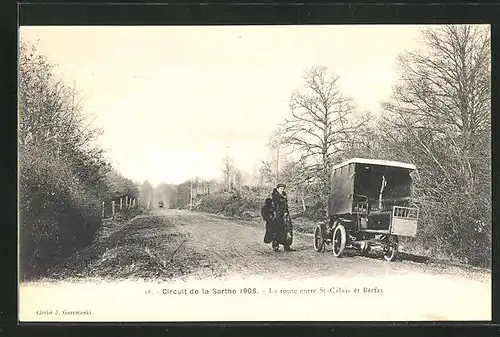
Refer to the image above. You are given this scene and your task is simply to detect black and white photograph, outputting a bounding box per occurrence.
[18,24,491,321]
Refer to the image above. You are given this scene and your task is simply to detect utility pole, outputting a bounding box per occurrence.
[276,145,279,183]
[271,128,281,185]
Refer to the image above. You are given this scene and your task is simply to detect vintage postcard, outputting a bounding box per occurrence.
[18,24,491,322]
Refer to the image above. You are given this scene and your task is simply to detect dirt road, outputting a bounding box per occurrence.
[45,208,491,283]
[21,209,491,321]
[172,208,491,280]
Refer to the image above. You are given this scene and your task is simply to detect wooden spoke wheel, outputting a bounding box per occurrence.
[313,224,325,252]
[383,235,399,262]
[332,224,347,257]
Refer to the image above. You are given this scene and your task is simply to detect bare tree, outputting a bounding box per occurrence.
[267,127,285,183]
[221,154,233,191]
[258,160,274,189]
[382,25,490,198]
[221,154,242,191]
[19,41,102,161]
[279,66,370,201]
[380,25,491,266]
[384,25,490,139]
[234,170,243,191]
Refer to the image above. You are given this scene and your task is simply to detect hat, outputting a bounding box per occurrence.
[277,183,286,188]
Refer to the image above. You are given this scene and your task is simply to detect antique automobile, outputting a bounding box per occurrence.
[158,200,164,209]
[313,158,419,261]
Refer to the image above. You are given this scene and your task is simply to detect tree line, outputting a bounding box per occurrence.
[18,40,141,280]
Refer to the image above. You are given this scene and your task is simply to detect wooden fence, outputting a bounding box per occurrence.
[101,196,139,219]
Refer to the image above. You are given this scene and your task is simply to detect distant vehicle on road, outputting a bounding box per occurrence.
[158,201,164,209]
[314,158,419,261]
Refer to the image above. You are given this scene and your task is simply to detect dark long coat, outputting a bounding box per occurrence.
[262,197,275,243]
[262,188,289,244]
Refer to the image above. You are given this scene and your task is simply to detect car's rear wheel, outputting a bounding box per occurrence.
[383,235,399,262]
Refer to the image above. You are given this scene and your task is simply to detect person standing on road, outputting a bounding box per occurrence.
[270,183,291,252]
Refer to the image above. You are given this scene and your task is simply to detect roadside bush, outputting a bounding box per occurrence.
[19,149,103,280]
[195,192,262,218]
[411,187,491,267]
[195,193,232,214]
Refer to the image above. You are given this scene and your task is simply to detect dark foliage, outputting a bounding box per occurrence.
[18,40,140,281]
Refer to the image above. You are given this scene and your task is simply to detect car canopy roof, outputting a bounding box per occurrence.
[331,158,416,171]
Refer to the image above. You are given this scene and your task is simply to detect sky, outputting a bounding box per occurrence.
[19,25,427,186]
